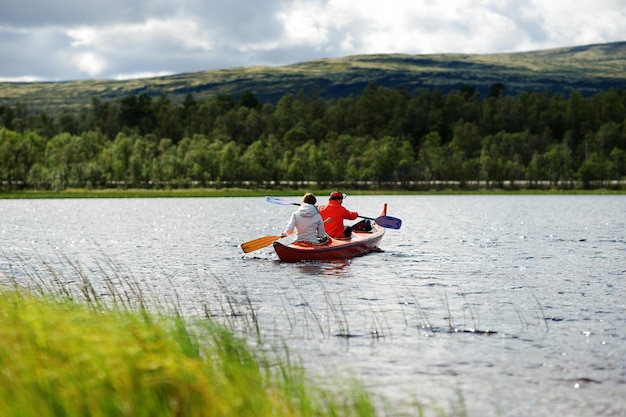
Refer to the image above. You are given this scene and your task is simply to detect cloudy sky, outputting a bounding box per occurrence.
[1,0,624,82]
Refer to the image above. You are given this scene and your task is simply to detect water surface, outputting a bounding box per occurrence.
[1,195,624,417]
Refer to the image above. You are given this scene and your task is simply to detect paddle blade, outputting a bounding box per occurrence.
[265,196,298,206]
[374,215,402,230]
[241,235,281,253]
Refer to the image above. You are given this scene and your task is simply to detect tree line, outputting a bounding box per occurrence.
[1,82,625,190]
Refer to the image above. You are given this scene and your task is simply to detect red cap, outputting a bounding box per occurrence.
[330,191,345,200]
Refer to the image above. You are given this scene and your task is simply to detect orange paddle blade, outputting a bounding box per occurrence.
[240,235,281,253]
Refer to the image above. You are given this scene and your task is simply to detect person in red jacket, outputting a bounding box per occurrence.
[318,191,359,238]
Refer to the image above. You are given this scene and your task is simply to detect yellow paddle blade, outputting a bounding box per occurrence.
[240,235,281,253]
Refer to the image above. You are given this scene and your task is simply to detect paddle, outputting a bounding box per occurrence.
[358,214,402,229]
[241,235,281,253]
[265,196,299,206]
[265,196,402,230]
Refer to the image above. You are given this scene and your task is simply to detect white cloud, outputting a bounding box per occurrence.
[517,0,626,49]
[276,0,531,55]
[71,52,107,76]
[113,71,173,80]
[278,0,331,48]
[60,17,217,78]
[67,18,213,54]
[0,75,43,82]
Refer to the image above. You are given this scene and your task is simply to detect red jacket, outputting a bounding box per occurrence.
[318,200,359,238]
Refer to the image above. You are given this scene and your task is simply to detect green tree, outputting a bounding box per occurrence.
[219,141,241,183]
[110,133,134,182]
[594,122,625,155]
[564,91,592,156]
[240,139,272,185]
[324,96,359,136]
[488,82,505,98]
[609,147,626,180]
[356,82,394,137]
[542,142,573,184]
[307,141,334,186]
[578,152,611,185]
[283,126,308,149]
[179,93,199,137]
[449,121,482,159]
[129,135,159,184]
[153,95,182,142]
[43,132,99,189]
[241,107,266,146]
[56,108,79,135]
[285,140,314,184]
[442,88,481,140]
[180,136,214,183]
[87,97,120,139]
[149,138,180,185]
[33,111,57,138]
[273,94,298,138]
[322,134,368,182]
[418,131,446,180]
[239,89,260,109]
[364,136,411,182]
[119,93,156,135]
[403,91,431,149]
[596,90,625,125]
[0,129,45,187]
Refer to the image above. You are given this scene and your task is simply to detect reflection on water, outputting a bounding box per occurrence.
[293,259,351,276]
[1,195,625,417]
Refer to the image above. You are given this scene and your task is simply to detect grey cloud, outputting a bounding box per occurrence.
[0,27,76,78]
[185,0,285,45]
[1,0,624,81]
[1,0,285,30]
[0,0,290,80]
[0,0,146,27]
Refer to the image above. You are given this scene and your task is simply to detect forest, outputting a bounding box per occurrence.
[1,82,625,191]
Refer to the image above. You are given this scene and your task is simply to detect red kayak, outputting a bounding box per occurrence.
[273,204,388,262]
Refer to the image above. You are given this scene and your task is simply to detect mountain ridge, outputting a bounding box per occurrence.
[2,41,625,114]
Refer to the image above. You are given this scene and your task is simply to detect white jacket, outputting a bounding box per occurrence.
[283,203,327,243]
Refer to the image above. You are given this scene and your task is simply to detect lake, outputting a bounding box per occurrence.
[1,195,624,417]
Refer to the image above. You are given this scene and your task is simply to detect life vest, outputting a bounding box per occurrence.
[318,201,358,238]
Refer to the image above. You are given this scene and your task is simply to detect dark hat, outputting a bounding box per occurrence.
[329,191,346,200]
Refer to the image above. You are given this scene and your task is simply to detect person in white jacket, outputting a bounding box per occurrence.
[281,193,328,244]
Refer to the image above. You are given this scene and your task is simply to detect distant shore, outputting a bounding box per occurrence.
[1,186,625,199]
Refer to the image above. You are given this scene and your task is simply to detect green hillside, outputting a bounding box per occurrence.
[1,41,626,114]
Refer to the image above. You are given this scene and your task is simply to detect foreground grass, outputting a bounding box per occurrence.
[0,290,378,417]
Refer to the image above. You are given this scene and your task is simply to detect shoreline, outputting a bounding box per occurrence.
[1,187,626,199]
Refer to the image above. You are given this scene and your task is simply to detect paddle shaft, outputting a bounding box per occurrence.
[241,235,281,253]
